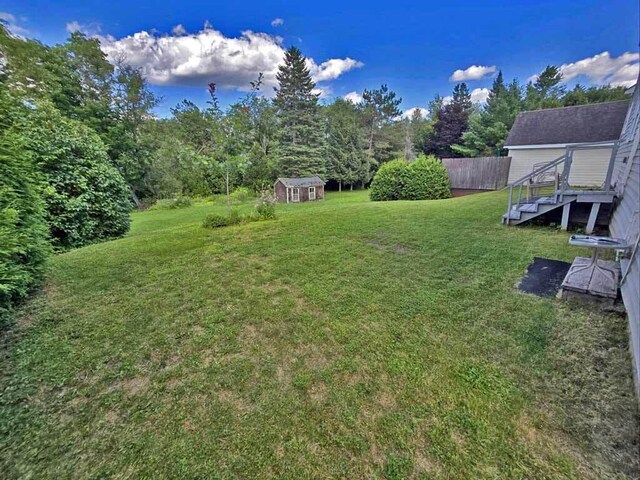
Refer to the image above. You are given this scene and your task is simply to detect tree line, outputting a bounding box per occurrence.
[0,25,629,321]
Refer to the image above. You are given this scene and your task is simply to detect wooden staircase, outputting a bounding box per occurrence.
[502,141,619,233]
[502,191,615,232]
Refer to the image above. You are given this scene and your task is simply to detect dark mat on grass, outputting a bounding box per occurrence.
[518,257,571,297]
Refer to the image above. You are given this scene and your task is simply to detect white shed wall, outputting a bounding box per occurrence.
[507,147,612,186]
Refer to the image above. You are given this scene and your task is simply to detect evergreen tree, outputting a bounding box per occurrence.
[524,65,565,110]
[273,46,325,178]
[428,83,472,157]
[361,84,402,163]
[325,98,366,190]
[453,72,522,156]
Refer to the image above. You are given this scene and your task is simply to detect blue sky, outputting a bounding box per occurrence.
[2,0,638,117]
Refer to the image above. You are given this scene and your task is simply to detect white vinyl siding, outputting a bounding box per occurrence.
[609,82,640,397]
[610,137,640,398]
[507,147,612,187]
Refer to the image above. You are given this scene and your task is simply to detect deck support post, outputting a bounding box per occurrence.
[586,202,601,234]
[561,202,571,230]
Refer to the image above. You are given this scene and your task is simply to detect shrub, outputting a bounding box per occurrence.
[370,154,451,201]
[228,209,243,225]
[21,103,131,249]
[404,155,452,200]
[0,89,51,323]
[369,160,413,201]
[151,196,193,210]
[202,213,229,228]
[173,195,193,208]
[255,190,277,220]
[230,187,251,204]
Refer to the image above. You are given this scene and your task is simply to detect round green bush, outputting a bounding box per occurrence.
[22,103,131,249]
[370,155,451,201]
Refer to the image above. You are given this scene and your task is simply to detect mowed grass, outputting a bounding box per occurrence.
[1,190,638,479]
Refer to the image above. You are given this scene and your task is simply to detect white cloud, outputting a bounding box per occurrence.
[529,52,639,87]
[470,87,490,103]
[171,24,186,36]
[343,91,363,104]
[0,12,16,23]
[271,18,284,27]
[442,87,489,105]
[450,64,496,82]
[312,86,332,99]
[66,20,101,36]
[97,23,363,92]
[558,51,639,87]
[307,58,364,82]
[1,11,29,36]
[65,21,81,33]
[401,107,428,119]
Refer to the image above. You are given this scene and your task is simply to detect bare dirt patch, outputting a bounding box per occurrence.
[166,378,182,390]
[104,410,119,424]
[308,382,328,403]
[363,233,414,254]
[414,450,441,476]
[218,389,251,412]
[107,375,150,397]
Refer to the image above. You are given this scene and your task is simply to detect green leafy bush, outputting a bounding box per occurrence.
[202,214,229,228]
[255,191,277,220]
[202,209,245,229]
[151,196,193,210]
[369,160,413,201]
[370,154,451,201]
[0,89,51,323]
[20,103,131,249]
[230,187,251,204]
[203,201,276,229]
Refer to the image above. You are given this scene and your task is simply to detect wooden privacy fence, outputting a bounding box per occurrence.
[441,156,512,190]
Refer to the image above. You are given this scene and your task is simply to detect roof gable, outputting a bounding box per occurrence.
[275,176,325,187]
[505,100,630,147]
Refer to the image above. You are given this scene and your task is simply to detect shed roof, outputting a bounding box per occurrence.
[505,100,630,147]
[275,176,325,187]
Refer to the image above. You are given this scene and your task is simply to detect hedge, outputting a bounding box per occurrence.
[370,155,451,201]
[0,88,50,323]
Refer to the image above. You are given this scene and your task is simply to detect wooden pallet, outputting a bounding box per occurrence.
[561,256,619,299]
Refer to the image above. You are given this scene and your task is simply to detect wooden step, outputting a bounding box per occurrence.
[517,203,539,213]
[503,210,521,220]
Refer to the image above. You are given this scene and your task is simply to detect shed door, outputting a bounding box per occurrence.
[291,188,300,202]
[308,187,316,200]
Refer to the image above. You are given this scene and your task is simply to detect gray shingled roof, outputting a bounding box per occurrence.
[275,176,325,187]
[505,100,630,147]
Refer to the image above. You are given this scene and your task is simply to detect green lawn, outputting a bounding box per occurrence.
[1,190,638,479]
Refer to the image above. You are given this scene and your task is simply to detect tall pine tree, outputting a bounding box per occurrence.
[273,46,325,178]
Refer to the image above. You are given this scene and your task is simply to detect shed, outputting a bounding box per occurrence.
[274,177,325,203]
[505,100,630,186]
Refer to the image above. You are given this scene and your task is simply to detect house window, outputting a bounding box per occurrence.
[291,188,300,202]
[308,186,316,200]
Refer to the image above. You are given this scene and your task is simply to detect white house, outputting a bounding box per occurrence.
[608,84,640,396]
[505,100,630,186]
